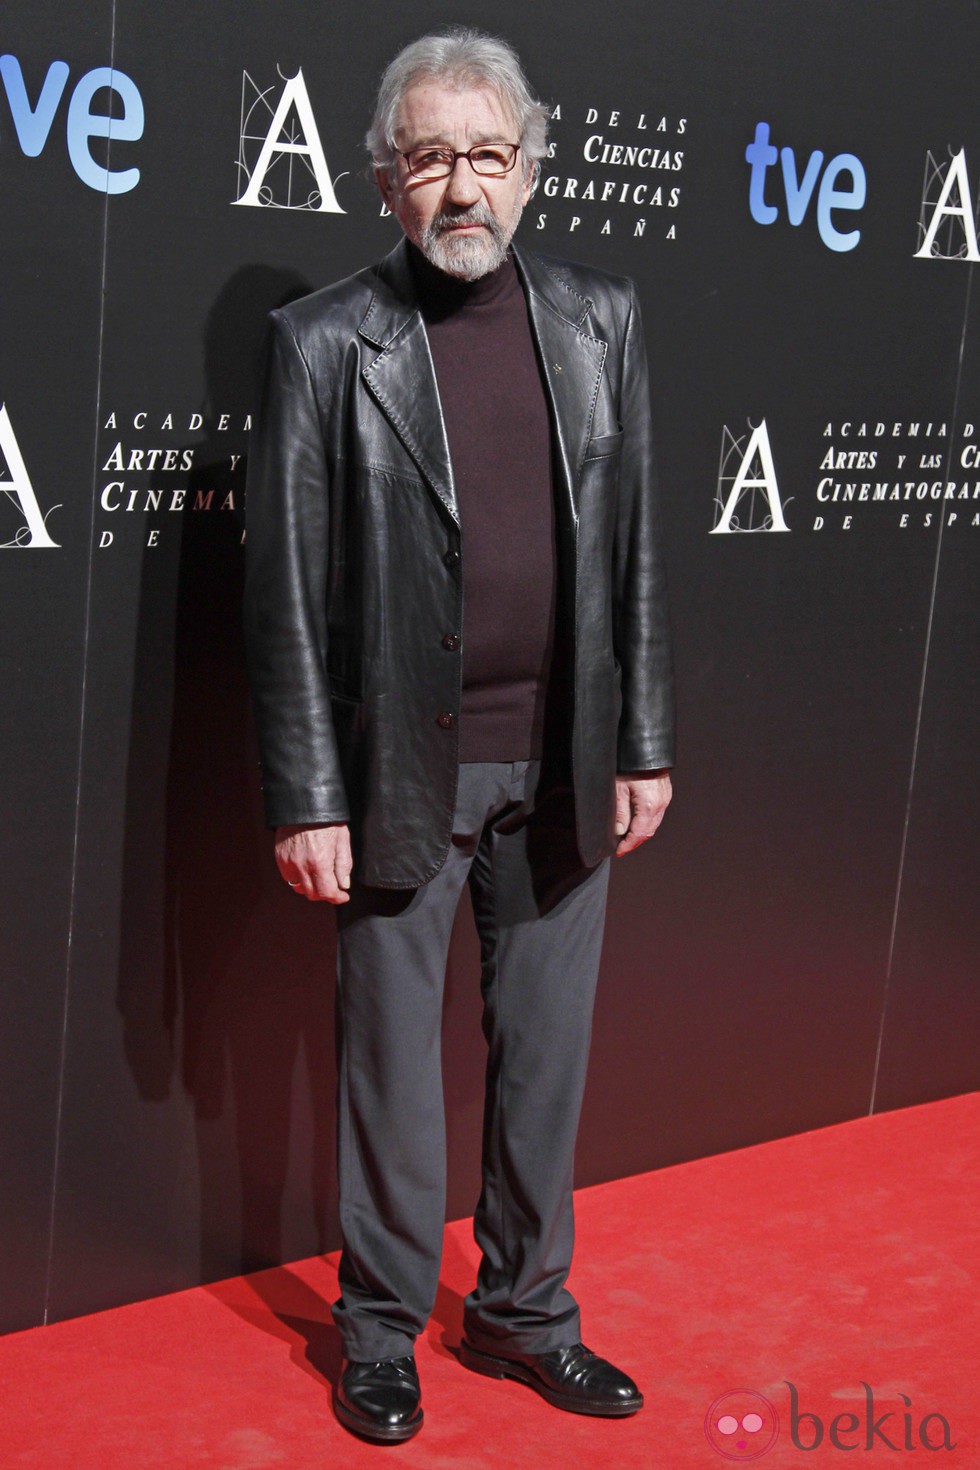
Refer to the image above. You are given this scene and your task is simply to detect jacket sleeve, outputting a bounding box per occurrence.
[243,310,351,827]
[612,281,676,772]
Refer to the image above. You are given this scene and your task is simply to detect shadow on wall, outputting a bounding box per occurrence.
[115,264,341,1279]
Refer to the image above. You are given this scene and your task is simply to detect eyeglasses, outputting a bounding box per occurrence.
[398,143,521,181]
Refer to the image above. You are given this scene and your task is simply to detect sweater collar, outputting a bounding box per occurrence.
[407,240,519,319]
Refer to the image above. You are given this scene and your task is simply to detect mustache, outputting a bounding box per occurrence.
[429,203,503,238]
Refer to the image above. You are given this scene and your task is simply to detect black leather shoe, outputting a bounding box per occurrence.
[459,1339,643,1416]
[334,1355,423,1442]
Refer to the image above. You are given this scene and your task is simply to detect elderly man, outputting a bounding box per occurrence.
[245,27,673,1444]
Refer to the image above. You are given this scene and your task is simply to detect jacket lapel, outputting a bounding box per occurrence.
[513,245,607,530]
[359,240,459,524]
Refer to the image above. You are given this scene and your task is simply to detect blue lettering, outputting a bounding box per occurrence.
[816,153,866,252]
[745,121,778,223]
[746,122,865,251]
[66,66,143,193]
[780,146,824,225]
[0,54,142,192]
[0,55,70,156]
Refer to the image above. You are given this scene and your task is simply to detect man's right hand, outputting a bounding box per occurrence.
[275,823,353,903]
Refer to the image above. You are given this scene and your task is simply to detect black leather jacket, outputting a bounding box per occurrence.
[244,239,674,886]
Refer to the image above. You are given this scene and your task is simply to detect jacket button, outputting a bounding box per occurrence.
[437,711,455,730]
[443,548,461,568]
[441,633,460,651]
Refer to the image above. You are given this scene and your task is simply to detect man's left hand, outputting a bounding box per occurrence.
[614,770,672,856]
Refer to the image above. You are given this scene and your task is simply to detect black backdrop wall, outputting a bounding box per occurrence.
[1,0,977,1335]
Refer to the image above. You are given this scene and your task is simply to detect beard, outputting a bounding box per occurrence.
[418,199,522,281]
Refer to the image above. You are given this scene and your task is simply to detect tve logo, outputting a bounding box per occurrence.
[745,122,866,252]
[0,53,144,193]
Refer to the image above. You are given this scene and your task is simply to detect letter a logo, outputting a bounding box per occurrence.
[233,67,346,212]
[914,149,980,262]
[711,419,790,533]
[0,403,60,548]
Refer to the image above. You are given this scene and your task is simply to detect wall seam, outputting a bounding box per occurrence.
[42,0,120,1325]
[868,260,974,1116]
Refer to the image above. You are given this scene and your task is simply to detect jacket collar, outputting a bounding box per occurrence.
[358,236,595,342]
[358,237,606,528]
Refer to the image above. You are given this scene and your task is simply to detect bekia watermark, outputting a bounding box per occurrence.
[787,1383,955,1453]
[705,1382,955,1457]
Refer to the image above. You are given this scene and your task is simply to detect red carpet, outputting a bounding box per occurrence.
[1,1094,977,1467]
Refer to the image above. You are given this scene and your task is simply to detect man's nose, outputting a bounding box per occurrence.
[443,154,482,206]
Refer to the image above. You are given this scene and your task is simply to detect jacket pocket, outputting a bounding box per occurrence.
[583,427,624,462]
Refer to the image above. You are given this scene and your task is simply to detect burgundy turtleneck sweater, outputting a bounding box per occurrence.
[409,244,558,762]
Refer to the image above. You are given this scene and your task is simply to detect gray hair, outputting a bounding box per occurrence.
[366,27,550,184]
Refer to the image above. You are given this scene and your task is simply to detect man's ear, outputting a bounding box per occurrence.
[374,163,397,212]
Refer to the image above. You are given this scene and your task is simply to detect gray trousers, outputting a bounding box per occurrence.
[331,760,611,1361]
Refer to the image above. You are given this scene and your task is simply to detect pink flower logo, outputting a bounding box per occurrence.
[704,1390,780,1460]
